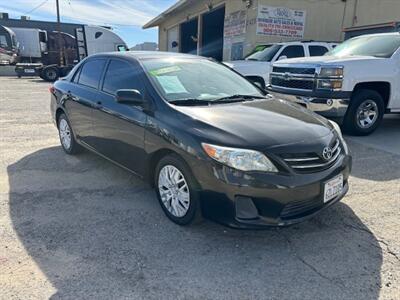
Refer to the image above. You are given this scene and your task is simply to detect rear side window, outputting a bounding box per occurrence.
[309,45,329,56]
[78,59,106,89]
[102,59,143,95]
[279,45,305,59]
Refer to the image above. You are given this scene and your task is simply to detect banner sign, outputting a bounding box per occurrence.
[224,10,246,38]
[256,6,306,38]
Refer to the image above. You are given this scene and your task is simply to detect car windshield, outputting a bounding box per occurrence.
[327,35,400,58]
[245,44,282,61]
[142,58,263,103]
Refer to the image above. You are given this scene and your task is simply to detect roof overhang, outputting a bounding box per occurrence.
[143,0,193,29]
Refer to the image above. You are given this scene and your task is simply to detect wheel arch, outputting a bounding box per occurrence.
[55,107,66,128]
[147,148,183,186]
[352,82,391,109]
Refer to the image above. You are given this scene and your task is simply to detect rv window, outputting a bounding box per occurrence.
[78,59,107,89]
[102,59,143,95]
[117,45,127,52]
[39,31,47,43]
[0,35,7,47]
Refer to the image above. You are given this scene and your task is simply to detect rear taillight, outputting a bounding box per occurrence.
[49,86,55,94]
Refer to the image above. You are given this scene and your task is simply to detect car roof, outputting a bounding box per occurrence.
[89,51,203,62]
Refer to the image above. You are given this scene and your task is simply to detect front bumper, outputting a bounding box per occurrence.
[268,88,350,119]
[190,152,352,229]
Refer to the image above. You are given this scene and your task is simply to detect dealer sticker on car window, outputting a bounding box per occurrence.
[149,65,181,76]
[324,174,343,203]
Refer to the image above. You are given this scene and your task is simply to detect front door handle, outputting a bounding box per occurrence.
[94,101,103,108]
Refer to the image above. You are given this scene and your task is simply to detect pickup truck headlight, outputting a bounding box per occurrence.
[319,67,343,77]
[317,79,342,90]
[202,143,278,172]
[329,120,349,155]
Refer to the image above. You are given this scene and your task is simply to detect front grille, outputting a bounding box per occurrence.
[280,197,321,219]
[280,139,342,173]
[272,66,315,75]
[270,77,314,90]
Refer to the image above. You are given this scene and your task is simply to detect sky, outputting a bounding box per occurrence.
[0,0,176,47]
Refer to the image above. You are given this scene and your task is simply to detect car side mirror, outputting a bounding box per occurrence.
[277,55,288,61]
[115,89,144,105]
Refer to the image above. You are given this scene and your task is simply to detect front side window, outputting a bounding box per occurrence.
[328,35,400,58]
[245,44,282,61]
[142,58,263,102]
[309,45,329,56]
[279,45,305,59]
[102,59,143,95]
[78,59,106,89]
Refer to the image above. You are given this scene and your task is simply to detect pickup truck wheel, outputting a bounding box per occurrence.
[343,89,384,136]
[42,66,59,82]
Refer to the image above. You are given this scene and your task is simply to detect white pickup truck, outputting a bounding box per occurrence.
[268,33,400,135]
[224,41,337,88]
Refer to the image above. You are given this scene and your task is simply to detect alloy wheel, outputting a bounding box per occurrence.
[59,119,72,150]
[158,165,190,218]
[356,99,378,129]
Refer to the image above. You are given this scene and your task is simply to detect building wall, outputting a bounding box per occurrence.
[156,0,400,60]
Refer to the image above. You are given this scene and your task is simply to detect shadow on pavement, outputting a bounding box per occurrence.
[345,115,400,182]
[8,147,383,299]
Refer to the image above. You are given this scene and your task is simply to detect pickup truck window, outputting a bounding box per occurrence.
[309,45,329,56]
[328,35,400,58]
[245,44,282,61]
[279,45,305,59]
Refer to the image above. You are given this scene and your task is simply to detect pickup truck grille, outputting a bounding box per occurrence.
[272,66,315,75]
[270,77,314,90]
[280,139,342,173]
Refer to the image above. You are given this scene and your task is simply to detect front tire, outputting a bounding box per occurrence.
[343,89,384,136]
[155,154,202,225]
[57,113,82,155]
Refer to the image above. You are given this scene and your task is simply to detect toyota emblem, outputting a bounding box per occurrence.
[322,147,333,160]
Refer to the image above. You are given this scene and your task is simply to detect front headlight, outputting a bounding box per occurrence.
[202,143,278,172]
[317,79,342,90]
[329,120,349,154]
[319,67,343,77]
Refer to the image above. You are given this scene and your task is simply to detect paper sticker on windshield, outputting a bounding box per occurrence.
[149,66,181,76]
[156,76,188,94]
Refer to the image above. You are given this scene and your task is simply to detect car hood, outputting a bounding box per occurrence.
[173,98,333,151]
[274,55,382,66]
[224,60,270,69]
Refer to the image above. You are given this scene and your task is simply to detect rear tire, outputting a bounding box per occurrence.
[343,89,384,136]
[57,113,82,155]
[42,66,59,82]
[155,154,202,225]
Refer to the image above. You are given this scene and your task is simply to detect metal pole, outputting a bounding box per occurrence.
[56,0,64,65]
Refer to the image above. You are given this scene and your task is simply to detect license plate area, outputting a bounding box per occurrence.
[24,69,35,73]
[323,174,343,203]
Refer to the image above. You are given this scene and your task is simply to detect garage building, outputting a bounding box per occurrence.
[143,0,400,61]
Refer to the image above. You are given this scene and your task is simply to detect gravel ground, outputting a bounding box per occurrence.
[0,77,399,300]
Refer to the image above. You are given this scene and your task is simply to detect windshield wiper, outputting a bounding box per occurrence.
[212,94,265,102]
[168,98,212,106]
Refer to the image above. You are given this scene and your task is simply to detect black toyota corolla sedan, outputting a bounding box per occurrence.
[50,51,352,228]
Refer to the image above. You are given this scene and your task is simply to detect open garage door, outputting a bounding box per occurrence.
[201,6,225,61]
[180,18,198,55]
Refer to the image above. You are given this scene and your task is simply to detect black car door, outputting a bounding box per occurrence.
[91,58,148,175]
[64,58,106,146]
